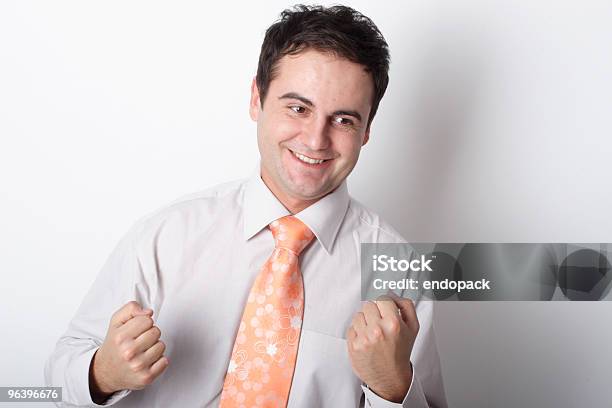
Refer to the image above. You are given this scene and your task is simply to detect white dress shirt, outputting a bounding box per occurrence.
[45,167,447,407]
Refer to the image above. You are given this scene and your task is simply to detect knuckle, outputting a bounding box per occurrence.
[130,360,145,372]
[356,338,369,350]
[354,311,365,322]
[140,373,154,385]
[133,316,153,329]
[114,333,125,345]
[127,301,140,312]
[370,326,383,340]
[403,298,415,308]
[122,349,135,361]
[359,335,371,347]
[134,315,151,325]
[386,318,401,335]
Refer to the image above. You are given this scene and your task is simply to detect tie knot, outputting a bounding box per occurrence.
[269,216,314,256]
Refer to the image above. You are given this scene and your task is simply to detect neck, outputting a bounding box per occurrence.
[260,172,319,214]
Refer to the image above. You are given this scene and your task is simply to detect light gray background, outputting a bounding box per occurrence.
[1,1,611,407]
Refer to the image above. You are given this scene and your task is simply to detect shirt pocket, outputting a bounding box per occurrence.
[288,329,362,408]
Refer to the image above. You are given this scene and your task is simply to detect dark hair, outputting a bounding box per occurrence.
[256,4,390,128]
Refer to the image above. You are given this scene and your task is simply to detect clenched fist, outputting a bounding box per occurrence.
[89,301,169,404]
[346,293,419,403]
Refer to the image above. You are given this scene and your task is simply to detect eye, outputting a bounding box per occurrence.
[289,105,306,114]
[333,116,354,126]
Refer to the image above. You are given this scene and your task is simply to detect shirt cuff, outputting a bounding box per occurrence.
[70,346,131,406]
[361,363,429,408]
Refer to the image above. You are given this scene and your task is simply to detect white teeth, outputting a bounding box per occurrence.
[292,151,325,164]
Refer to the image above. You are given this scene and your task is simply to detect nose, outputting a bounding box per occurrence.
[302,116,331,152]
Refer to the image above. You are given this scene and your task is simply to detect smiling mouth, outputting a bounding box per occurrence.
[290,149,331,165]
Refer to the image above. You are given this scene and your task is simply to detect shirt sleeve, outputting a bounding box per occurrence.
[359,300,448,408]
[44,220,158,407]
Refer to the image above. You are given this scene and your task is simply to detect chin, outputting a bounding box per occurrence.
[279,169,339,198]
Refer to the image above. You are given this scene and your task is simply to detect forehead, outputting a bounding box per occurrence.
[269,49,374,110]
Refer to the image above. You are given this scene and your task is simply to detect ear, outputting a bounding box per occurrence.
[249,77,261,122]
[362,127,370,146]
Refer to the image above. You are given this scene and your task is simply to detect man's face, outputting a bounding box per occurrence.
[250,49,374,211]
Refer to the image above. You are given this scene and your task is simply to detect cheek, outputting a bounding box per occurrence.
[335,134,364,162]
[263,113,301,144]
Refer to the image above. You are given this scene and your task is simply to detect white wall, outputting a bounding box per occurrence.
[1,1,611,407]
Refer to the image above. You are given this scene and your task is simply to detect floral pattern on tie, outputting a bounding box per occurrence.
[220,216,314,408]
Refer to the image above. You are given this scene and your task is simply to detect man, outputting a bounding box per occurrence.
[45,5,447,407]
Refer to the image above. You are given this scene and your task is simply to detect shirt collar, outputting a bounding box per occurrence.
[242,165,350,255]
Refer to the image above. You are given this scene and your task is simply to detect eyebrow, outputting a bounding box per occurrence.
[278,92,362,122]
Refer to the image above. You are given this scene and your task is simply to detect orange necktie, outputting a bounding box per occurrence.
[220,216,314,408]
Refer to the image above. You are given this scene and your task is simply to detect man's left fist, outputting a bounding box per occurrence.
[346,292,419,403]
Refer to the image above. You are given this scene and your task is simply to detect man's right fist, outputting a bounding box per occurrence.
[89,301,169,403]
